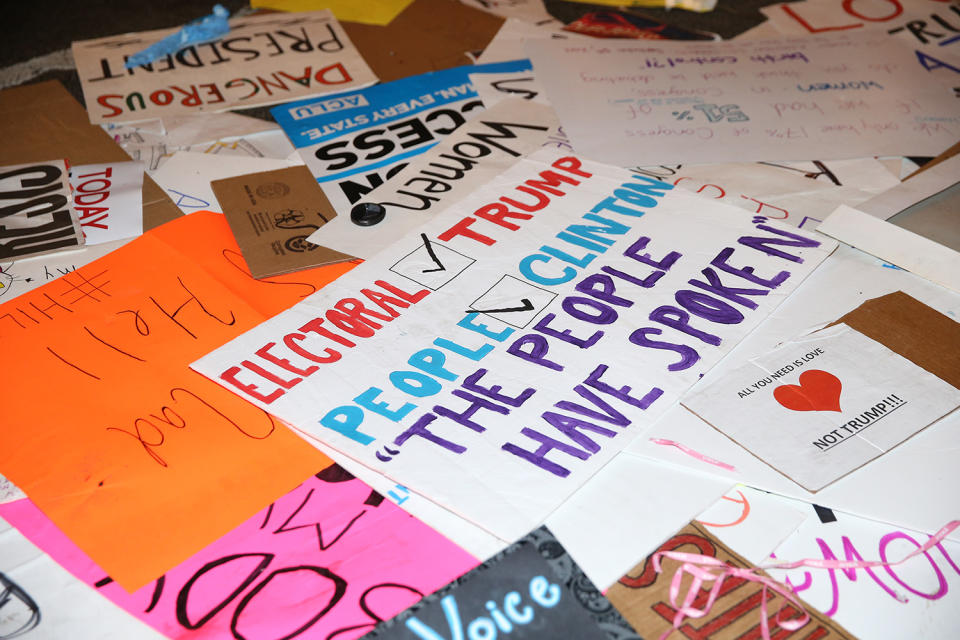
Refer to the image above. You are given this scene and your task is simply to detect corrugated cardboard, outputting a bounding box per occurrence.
[831,290,960,391]
[607,522,855,639]
[211,165,353,278]
[0,80,180,232]
[342,0,504,82]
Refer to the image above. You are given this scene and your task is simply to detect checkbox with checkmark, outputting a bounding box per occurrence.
[468,275,557,329]
[389,234,476,291]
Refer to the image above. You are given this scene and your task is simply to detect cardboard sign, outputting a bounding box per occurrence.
[192,149,834,543]
[0,81,181,232]
[362,525,640,639]
[151,151,301,214]
[527,31,959,166]
[340,0,505,82]
[0,159,84,261]
[684,325,960,491]
[304,99,561,258]
[0,465,478,640]
[72,10,378,124]
[0,211,355,590]
[253,0,415,26]
[271,60,531,214]
[69,161,145,244]
[606,522,854,639]
[213,165,354,277]
[831,291,960,391]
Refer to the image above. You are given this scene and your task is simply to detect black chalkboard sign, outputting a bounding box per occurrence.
[361,526,642,640]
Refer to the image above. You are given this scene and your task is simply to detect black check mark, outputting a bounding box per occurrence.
[420,233,446,273]
[466,298,534,314]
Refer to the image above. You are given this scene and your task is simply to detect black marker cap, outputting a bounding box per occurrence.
[351,202,386,226]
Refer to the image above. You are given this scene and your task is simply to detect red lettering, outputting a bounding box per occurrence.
[475,202,532,230]
[619,533,715,588]
[220,365,285,404]
[780,4,863,32]
[437,217,496,245]
[76,205,109,219]
[844,0,902,21]
[96,94,124,118]
[173,84,202,107]
[315,62,351,85]
[150,89,174,106]
[200,83,225,104]
[80,212,110,230]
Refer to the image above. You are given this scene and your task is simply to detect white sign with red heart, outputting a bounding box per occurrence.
[683,324,960,492]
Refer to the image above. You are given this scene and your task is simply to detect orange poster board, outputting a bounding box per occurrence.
[0,211,355,590]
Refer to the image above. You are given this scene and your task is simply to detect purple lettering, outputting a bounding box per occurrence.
[507,334,564,371]
[628,327,701,371]
[533,313,603,349]
[675,289,745,324]
[561,296,618,325]
[649,306,722,346]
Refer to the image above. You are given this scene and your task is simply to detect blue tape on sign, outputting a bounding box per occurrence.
[125,4,230,69]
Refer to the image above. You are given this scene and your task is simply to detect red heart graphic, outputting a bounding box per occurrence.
[773,369,842,412]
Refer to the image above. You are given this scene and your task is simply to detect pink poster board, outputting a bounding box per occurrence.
[0,466,478,639]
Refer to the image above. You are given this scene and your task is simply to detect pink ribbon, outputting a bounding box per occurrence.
[648,438,737,472]
[652,519,960,640]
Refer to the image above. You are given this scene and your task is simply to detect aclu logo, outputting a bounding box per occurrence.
[288,94,369,120]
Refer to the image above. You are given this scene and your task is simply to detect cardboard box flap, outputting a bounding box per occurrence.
[0,80,181,232]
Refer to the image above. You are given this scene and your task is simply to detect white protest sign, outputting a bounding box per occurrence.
[192,149,834,541]
[0,239,128,303]
[0,159,84,261]
[819,204,960,294]
[632,161,876,230]
[72,10,377,124]
[767,502,960,640]
[305,99,562,258]
[546,453,733,590]
[271,61,532,215]
[685,325,960,491]
[632,245,960,539]
[110,111,293,171]
[695,485,808,566]
[527,31,959,166]
[69,161,144,244]
[468,70,552,108]
[761,0,960,84]
[855,154,960,221]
